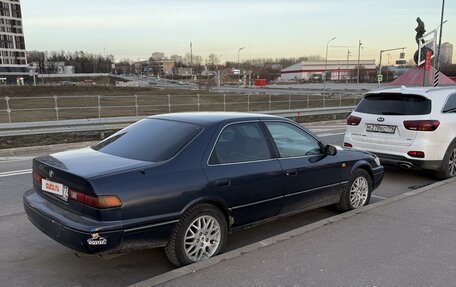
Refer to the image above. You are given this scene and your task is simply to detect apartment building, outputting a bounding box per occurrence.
[0,0,29,84]
[441,42,453,65]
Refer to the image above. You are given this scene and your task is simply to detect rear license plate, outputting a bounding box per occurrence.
[42,179,68,201]
[366,124,396,134]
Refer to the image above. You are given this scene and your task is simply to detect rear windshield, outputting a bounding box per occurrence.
[355,93,431,115]
[91,119,203,162]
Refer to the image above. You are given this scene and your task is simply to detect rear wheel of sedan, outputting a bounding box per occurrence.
[336,169,372,211]
[435,141,456,180]
[165,203,228,267]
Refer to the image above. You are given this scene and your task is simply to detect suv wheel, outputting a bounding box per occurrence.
[435,142,456,180]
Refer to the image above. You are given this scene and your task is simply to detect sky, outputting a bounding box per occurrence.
[21,0,456,64]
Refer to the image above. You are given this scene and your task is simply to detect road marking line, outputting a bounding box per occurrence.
[0,169,32,178]
[0,157,33,164]
[310,129,347,132]
[315,132,346,137]
[371,195,388,200]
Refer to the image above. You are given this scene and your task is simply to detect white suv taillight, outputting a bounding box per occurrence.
[347,115,361,126]
[403,120,440,131]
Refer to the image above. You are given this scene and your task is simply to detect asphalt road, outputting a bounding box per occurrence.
[0,123,437,287]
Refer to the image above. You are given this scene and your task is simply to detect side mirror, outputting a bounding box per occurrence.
[325,145,337,156]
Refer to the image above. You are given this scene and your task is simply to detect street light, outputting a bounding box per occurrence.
[324,37,336,90]
[238,47,245,83]
[356,40,363,87]
[386,54,391,82]
[436,0,446,73]
[346,49,351,85]
[378,47,406,87]
[238,47,245,69]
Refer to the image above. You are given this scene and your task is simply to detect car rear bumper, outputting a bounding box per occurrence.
[373,153,442,170]
[23,189,176,255]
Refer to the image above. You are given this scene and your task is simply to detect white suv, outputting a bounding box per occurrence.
[344,86,456,179]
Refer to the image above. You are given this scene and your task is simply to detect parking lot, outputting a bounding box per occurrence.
[0,122,436,286]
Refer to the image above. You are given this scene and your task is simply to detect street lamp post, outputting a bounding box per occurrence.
[346,49,351,86]
[436,0,446,73]
[238,47,245,84]
[377,47,406,87]
[324,37,336,90]
[356,40,362,87]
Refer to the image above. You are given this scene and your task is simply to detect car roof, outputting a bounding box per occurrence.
[149,112,284,126]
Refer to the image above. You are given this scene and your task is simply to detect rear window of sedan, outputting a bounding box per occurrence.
[91,118,203,162]
[355,93,431,115]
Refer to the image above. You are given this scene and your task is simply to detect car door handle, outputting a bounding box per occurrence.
[285,170,298,177]
[215,179,231,187]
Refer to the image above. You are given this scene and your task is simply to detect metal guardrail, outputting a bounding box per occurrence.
[0,107,354,137]
[0,93,362,124]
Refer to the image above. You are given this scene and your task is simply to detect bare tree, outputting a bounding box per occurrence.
[207,54,219,67]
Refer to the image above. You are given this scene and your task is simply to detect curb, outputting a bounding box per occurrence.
[129,176,456,287]
[0,141,97,157]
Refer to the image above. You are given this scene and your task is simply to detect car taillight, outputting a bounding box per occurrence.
[407,151,425,158]
[403,120,440,131]
[32,171,42,185]
[347,115,361,126]
[344,142,353,147]
[69,189,122,209]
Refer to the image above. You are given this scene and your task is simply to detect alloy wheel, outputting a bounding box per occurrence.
[184,215,221,262]
[448,148,456,177]
[349,176,369,208]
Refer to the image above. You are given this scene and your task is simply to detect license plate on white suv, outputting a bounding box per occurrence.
[42,179,69,201]
[366,124,396,134]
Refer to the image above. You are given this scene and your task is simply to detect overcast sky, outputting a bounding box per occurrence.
[21,0,456,63]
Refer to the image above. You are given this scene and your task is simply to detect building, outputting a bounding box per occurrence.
[280,60,376,81]
[151,52,165,61]
[176,67,192,76]
[170,54,183,64]
[151,60,175,76]
[0,0,29,84]
[441,42,453,65]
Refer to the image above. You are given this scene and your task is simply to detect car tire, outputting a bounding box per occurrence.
[165,203,228,267]
[336,169,372,212]
[435,141,456,180]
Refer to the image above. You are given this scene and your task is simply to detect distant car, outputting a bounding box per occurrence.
[24,112,384,266]
[60,81,75,86]
[344,86,456,179]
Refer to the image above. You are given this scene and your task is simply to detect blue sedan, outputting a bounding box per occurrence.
[24,112,384,266]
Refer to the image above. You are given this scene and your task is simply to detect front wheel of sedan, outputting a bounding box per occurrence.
[165,203,228,267]
[336,169,372,212]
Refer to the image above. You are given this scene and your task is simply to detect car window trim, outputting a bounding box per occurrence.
[262,120,324,159]
[206,120,275,166]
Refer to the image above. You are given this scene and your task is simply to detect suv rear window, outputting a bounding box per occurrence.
[355,93,431,115]
[92,119,203,162]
